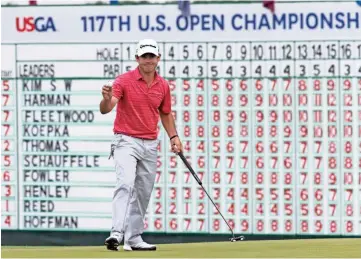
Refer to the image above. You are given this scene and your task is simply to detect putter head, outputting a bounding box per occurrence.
[230,236,245,242]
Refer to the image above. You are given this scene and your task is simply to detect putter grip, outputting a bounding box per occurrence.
[178,152,203,186]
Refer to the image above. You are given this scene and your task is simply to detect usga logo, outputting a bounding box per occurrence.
[16,17,56,32]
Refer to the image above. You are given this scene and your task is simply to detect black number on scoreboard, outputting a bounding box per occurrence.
[211,66,218,77]
[211,45,217,59]
[197,45,204,60]
[169,66,175,77]
[282,44,292,59]
[226,66,233,76]
[240,45,247,60]
[183,66,189,77]
[328,64,335,75]
[168,46,175,59]
[198,66,204,77]
[240,66,247,77]
[312,44,322,59]
[326,44,337,59]
[183,45,189,59]
[269,65,276,76]
[299,65,306,77]
[253,45,264,60]
[255,65,262,77]
[284,65,290,76]
[358,44,361,58]
[225,45,232,60]
[298,44,307,59]
[313,64,321,76]
[341,44,352,59]
[269,45,277,60]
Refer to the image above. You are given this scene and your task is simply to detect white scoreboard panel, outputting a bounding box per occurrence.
[1,2,361,236]
[2,41,360,235]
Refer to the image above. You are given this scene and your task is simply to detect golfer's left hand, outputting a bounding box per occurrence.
[171,136,183,154]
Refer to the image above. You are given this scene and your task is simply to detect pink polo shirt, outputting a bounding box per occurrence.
[112,67,171,140]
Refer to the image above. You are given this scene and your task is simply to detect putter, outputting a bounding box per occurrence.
[177,152,245,242]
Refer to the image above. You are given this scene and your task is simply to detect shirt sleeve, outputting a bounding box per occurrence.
[112,75,124,99]
[159,83,171,114]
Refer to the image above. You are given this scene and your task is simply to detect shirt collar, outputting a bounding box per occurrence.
[134,66,159,82]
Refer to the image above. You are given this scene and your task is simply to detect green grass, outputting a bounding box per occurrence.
[2,238,361,258]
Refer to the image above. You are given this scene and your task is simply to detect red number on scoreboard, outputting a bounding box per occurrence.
[182,80,190,91]
[198,203,205,215]
[184,219,191,230]
[169,218,177,230]
[256,203,264,215]
[329,204,336,216]
[154,218,162,230]
[240,95,248,106]
[346,221,353,233]
[169,188,176,199]
[256,172,264,184]
[301,220,308,232]
[213,219,220,231]
[285,204,293,216]
[2,80,10,91]
[241,220,249,231]
[3,111,10,123]
[2,94,9,106]
[271,220,278,231]
[257,220,264,231]
[183,94,190,106]
[315,220,323,232]
[241,203,248,215]
[301,204,308,216]
[346,204,353,216]
[3,171,10,181]
[226,80,233,91]
[197,95,203,106]
[197,110,204,122]
[240,80,247,90]
[198,219,205,231]
[314,189,323,201]
[255,95,263,106]
[227,187,234,199]
[155,187,161,199]
[4,216,11,227]
[4,185,11,197]
[240,126,248,137]
[314,204,323,216]
[241,173,248,184]
[329,221,337,233]
[285,220,292,232]
[255,80,263,90]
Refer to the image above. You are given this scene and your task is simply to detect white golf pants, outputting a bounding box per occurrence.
[109,133,158,244]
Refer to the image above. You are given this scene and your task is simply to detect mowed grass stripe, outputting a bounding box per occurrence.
[2,238,361,258]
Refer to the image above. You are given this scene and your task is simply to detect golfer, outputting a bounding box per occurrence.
[99,39,183,251]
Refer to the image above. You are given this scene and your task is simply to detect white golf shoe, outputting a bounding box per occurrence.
[123,241,157,251]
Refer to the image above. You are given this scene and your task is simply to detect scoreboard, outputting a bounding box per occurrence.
[1,2,361,236]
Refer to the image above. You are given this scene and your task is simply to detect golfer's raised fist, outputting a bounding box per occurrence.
[102,80,113,100]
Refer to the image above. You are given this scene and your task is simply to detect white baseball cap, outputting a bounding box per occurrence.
[136,39,160,57]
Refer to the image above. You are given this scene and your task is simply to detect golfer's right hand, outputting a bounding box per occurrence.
[102,81,113,100]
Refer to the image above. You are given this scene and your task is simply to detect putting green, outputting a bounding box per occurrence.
[2,238,361,258]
